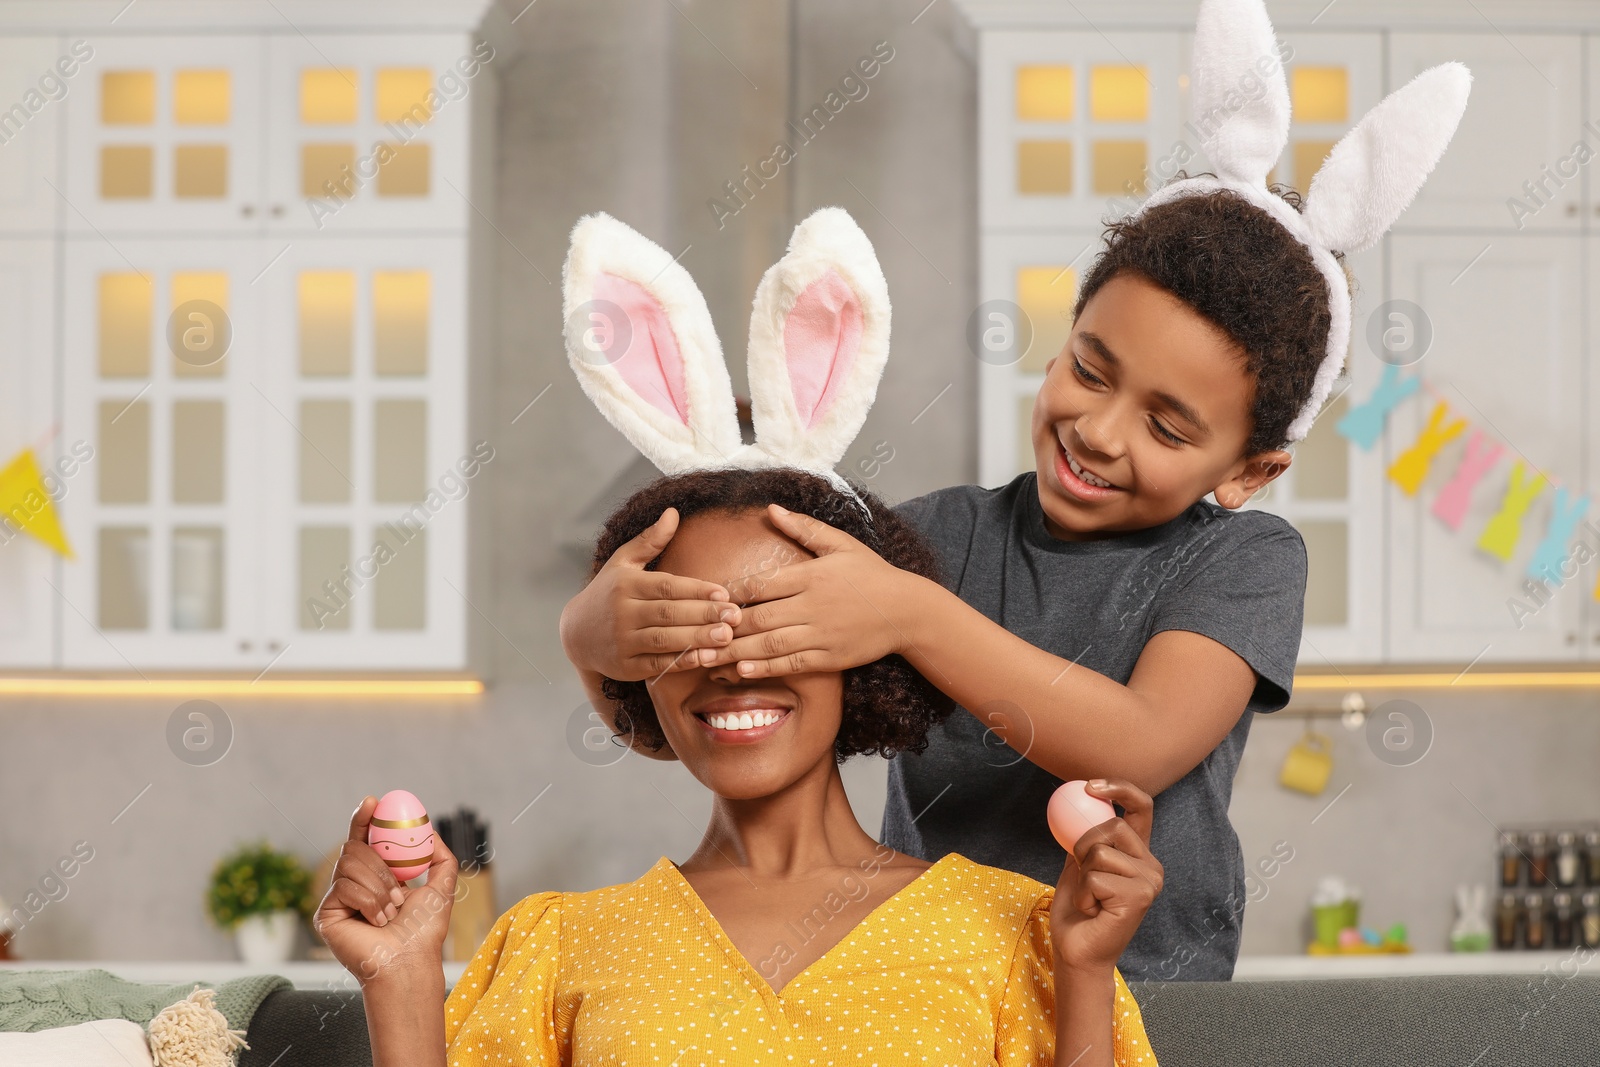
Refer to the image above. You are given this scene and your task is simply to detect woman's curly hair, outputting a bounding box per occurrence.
[590,467,955,762]
[1073,176,1352,454]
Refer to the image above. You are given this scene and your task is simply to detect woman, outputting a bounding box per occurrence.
[315,469,1163,1066]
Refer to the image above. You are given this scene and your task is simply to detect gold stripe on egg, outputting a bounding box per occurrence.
[382,853,433,869]
[372,815,431,829]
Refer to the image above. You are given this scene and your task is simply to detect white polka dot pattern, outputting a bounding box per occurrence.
[442,852,1156,1065]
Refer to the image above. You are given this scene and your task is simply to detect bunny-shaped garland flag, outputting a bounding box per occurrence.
[1130,0,1471,442]
[562,206,890,511]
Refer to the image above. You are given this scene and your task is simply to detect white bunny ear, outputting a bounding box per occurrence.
[745,207,890,473]
[562,212,742,474]
[1191,0,1290,186]
[1302,63,1472,254]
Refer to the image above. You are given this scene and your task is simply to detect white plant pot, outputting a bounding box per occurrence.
[234,910,299,966]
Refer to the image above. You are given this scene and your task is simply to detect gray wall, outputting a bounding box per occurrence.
[3,0,1596,965]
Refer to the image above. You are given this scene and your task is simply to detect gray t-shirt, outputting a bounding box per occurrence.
[883,472,1306,982]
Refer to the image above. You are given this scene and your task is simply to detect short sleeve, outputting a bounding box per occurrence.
[1147,511,1307,711]
[995,894,1159,1067]
[444,891,567,1067]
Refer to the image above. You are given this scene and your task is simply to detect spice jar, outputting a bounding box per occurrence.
[1524,891,1548,950]
[1499,831,1523,887]
[1582,890,1600,949]
[1552,891,1575,948]
[1527,831,1551,888]
[1496,891,1522,950]
[1554,830,1580,887]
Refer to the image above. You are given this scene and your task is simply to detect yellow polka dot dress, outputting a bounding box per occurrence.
[444,852,1155,1065]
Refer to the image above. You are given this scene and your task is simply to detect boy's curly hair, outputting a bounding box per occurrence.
[590,467,955,762]
[1073,176,1351,455]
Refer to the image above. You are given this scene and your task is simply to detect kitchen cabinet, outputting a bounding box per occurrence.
[0,1,498,672]
[0,238,59,668]
[1385,234,1585,662]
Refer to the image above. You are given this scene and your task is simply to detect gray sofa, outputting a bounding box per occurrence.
[239,974,1600,1066]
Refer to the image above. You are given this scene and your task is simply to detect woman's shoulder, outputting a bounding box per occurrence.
[932,852,1054,924]
[497,857,676,932]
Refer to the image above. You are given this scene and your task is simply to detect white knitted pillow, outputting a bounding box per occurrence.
[0,1019,155,1067]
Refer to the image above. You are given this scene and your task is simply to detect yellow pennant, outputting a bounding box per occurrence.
[0,449,75,558]
[1388,401,1467,496]
[1477,461,1546,563]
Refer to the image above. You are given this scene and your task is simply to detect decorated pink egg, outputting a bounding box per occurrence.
[1047,780,1116,853]
[368,789,434,882]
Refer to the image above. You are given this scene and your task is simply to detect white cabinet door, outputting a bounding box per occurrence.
[264,33,482,235]
[1260,31,1383,200]
[0,36,73,233]
[1389,33,1582,233]
[59,238,264,669]
[1585,236,1600,661]
[253,237,468,669]
[979,31,1185,231]
[0,238,60,667]
[1387,234,1584,662]
[63,36,266,236]
[976,229,1103,488]
[1245,245,1386,666]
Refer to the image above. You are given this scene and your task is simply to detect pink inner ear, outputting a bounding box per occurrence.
[592,271,690,425]
[783,269,862,429]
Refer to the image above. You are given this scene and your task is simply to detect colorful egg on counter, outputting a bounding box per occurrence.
[367,790,434,882]
[1047,780,1117,853]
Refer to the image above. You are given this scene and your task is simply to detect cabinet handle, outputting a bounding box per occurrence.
[239,639,253,652]
[268,640,282,652]
[1566,631,1578,645]
[270,204,285,217]
[1566,203,1579,217]
[240,204,255,217]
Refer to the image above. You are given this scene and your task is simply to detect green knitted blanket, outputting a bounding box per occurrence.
[0,968,292,1034]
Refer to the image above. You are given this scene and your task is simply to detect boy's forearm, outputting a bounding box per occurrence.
[1052,960,1118,1067]
[894,573,1212,794]
[363,967,448,1067]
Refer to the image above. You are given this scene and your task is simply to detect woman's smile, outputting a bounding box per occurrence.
[692,693,795,744]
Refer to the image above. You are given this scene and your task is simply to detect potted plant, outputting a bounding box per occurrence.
[206,842,315,965]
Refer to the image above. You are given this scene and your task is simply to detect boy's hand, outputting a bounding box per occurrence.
[559,508,744,680]
[1050,779,1163,974]
[314,795,459,988]
[706,504,918,678]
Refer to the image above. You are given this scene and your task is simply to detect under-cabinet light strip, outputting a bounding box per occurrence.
[0,678,485,697]
[1294,672,1600,691]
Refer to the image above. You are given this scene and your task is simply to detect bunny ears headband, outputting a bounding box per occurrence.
[561,206,889,509]
[1133,0,1471,442]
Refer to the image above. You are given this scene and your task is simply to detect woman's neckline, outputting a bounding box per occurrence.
[659,851,957,998]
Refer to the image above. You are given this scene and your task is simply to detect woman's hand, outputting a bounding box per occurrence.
[1049,779,1163,975]
[703,504,922,678]
[559,507,744,680]
[314,796,459,988]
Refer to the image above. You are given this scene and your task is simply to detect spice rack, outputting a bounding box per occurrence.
[1494,825,1600,951]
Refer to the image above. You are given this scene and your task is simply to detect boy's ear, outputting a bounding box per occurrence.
[1214,449,1291,510]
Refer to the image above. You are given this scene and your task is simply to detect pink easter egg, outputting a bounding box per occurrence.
[367,789,434,882]
[1047,780,1117,853]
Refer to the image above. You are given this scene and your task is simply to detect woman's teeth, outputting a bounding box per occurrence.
[1066,450,1113,489]
[704,709,785,731]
